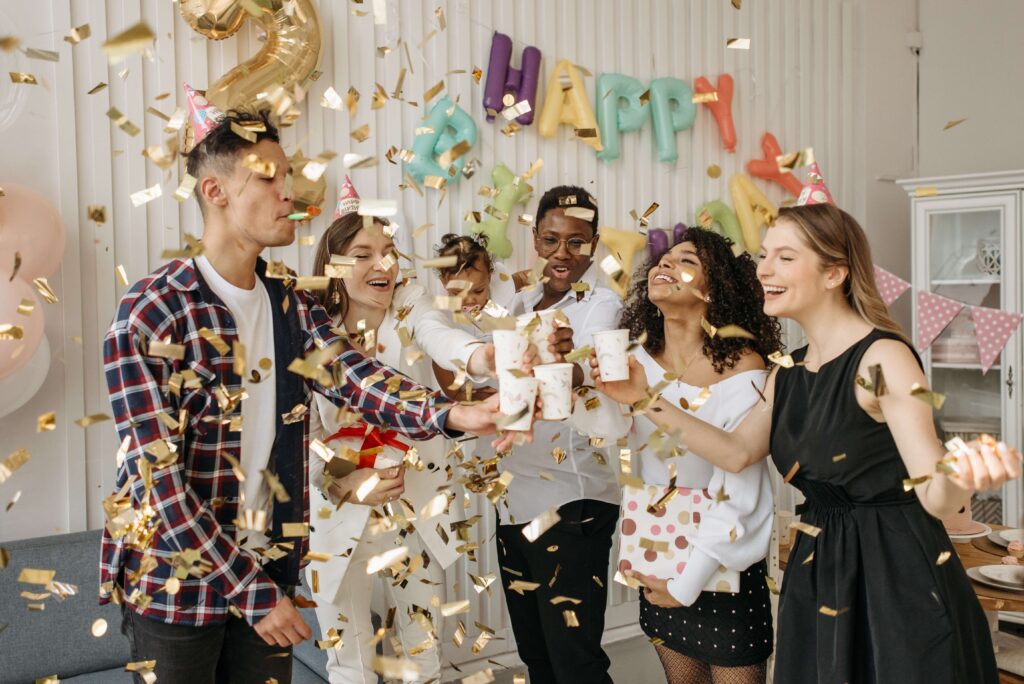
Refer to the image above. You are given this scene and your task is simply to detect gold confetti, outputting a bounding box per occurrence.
[819,605,850,617]
[732,0,743,8]
[91,618,108,637]
[776,147,815,174]
[0,448,30,484]
[36,411,56,432]
[909,383,945,409]
[16,298,34,316]
[833,453,847,462]
[116,265,129,286]
[24,48,59,62]
[107,107,141,136]
[0,324,23,340]
[130,184,162,207]
[441,600,471,616]
[903,475,931,491]
[198,327,230,355]
[18,567,55,585]
[9,72,38,85]
[726,38,751,49]
[937,550,952,565]
[943,118,967,131]
[707,164,721,178]
[783,461,800,484]
[65,24,92,44]
[282,522,309,538]
[74,413,111,428]
[915,187,938,198]
[88,82,107,95]
[350,124,371,142]
[173,174,197,202]
[102,22,155,62]
[522,508,560,542]
[424,79,445,103]
[87,205,107,224]
[562,610,580,627]
[242,153,276,178]
[767,351,796,368]
[692,91,719,104]
[366,547,409,574]
[790,521,822,538]
[551,448,567,465]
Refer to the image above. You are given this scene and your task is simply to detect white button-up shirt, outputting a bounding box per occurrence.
[499,266,624,524]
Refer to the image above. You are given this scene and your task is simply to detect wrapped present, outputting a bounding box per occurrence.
[617,482,740,593]
[322,423,405,477]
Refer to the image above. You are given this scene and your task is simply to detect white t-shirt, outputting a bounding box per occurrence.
[194,256,277,551]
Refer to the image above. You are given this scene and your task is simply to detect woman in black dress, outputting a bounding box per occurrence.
[594,203,1021,683]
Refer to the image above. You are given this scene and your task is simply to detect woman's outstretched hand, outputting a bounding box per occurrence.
[589,354,648,405]
[946,437,1022,494]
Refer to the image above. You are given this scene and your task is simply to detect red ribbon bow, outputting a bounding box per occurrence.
[324,423,410,469]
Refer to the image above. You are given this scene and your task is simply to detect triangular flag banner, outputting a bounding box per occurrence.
[969,305,1023,374]
[796,161,835,206]
[873,265,911,307]
[333,175,360,219]
[916,291,965,352]
[183,82,225,145]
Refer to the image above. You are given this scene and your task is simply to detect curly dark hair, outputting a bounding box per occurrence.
[435,233,493,279]
[185,108,279,215]
[620,226,783,373]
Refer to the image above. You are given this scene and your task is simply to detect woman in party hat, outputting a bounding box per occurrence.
[594,165,1018,683]
[305,178,504,684]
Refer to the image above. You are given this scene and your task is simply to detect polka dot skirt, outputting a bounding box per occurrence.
[639,561,773,668]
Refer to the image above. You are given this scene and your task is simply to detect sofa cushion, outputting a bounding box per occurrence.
[0,530,130,682]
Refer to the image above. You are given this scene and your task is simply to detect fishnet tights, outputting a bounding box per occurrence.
[654,644,767,684]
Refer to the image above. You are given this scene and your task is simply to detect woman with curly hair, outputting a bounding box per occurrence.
[617,226,781,683]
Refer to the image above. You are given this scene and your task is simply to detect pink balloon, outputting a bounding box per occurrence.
[0,182,66,279]
[0,269,45,379]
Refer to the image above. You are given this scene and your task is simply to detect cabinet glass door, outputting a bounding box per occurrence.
[917,193,1020,526]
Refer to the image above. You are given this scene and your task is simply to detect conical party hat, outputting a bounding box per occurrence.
[184,82,225,145]
[333,175,361,219]
[796,161,835,206]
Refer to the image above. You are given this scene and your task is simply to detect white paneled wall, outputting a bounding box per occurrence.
[0,0,862,669]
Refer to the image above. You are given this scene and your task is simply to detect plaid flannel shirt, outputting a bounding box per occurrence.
[100,257,457,626]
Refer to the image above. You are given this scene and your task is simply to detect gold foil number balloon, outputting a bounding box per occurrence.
[179,0,322,111]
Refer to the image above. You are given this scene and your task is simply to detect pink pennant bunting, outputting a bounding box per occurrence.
[969,306,1022,373]
[916,291,965,352]
[874,265,911,307]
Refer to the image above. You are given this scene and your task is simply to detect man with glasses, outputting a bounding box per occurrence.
[496,186,623,684]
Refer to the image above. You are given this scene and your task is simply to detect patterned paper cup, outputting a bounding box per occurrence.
[492,329,529,372]
[593,329,630,381]
[498,373,539,431]
[533,363,574,421]
[516,309,561,364]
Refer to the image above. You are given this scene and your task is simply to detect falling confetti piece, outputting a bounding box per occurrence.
[91,618,108,637]
[101,21,155,62]
[943,118,967,131]
[707,164,721,178]
[9,72,38,85]
[726,38,751,49]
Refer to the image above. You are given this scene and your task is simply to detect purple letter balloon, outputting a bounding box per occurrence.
[483,32,541,125]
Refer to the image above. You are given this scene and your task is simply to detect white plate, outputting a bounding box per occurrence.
[980,564,1024,586]
[999,529,1024,545]
[967,566,1024,592]
[948,522,992,542]
[990,531,1010,547]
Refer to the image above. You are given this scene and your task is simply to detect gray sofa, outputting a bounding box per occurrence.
[0,530,330,683]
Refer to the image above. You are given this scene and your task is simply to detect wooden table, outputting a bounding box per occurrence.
[779,523,1024,611]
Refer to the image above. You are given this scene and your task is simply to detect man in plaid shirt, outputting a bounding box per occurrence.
[102,101,514,683]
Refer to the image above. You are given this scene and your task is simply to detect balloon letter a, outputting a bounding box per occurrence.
[538,60,602,151]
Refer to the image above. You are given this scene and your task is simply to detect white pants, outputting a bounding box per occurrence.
[311,527,446,684]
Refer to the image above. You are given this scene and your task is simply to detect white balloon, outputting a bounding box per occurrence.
[0,334,50,419]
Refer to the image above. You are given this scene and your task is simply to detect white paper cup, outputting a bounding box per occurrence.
[492,329,529,372]
[593,329,630,382]
[533,363,574,421]
[498,374,539,431]
[516,310,560,364]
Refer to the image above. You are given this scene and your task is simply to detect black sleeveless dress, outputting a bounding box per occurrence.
[770,329,998,683]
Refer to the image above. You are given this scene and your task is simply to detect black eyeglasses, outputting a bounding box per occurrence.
[535,235,592,256]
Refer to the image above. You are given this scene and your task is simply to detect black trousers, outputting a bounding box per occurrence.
[497,499,619,684]
[120,603,293,684]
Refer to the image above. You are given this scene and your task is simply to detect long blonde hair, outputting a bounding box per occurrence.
[776,204,909,345]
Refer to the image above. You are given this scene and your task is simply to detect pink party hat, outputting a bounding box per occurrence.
[183,82,225,144]
[796,161,835,206]
[333,175,361,219]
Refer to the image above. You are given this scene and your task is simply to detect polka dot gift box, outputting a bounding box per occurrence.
[617,482,740,592]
